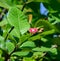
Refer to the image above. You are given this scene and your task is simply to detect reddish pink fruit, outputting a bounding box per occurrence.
[29,28,38,34]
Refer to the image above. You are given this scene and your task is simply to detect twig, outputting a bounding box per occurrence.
[4,26,14,41]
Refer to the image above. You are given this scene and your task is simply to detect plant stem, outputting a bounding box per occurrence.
[21,3,26,11]
[4,26,14,41]
[4,26,14,61]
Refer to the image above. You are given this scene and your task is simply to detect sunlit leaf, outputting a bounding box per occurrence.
[6,42,15,54]
[12,51,29,57]
[7,7,30,38]
[23,57,35,61]
[32,46,57,55]
[20,41,36,48]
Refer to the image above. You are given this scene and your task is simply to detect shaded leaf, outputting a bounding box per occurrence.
[0,58,4,61]
[35,20,54,31]
[33,0,50,3]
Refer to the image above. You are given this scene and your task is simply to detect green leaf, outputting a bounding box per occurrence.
[6,42,15,54]
[35,20,55,36]
[0,0,18,9]
[33,52,44,58]
[32,46,57,55]
[0,36,5,49]
[12,51,29,57]
[49,48,57,59]
[0,58,4,61]
[40,29,55,36]
[48,14,60,24]
[0,50,2,57]
[33,52,43,56]
[0,20,8,26]
[35,20,53,31]
[10,28,20,38]
[20,41,36,48]
[32,47,50,52]
[49,48,57,55]
[0,0,10,9]
[23,57,35,61]
[10,57,15,61]
[41,37,48,42]
[20,33,31,43]
[28,34,41,41]
[48,6,58,14]
[7,7,30,38]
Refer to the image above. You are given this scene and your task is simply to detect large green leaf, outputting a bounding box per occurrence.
[12,51,29,57]
[0,0,10,9]
[20,41,36,48]
[6,42,15,54]
[7,7,30,38]
[0,0,18,9]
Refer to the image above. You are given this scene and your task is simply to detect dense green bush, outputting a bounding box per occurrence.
[0,0,60,61]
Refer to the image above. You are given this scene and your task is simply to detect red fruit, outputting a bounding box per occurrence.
[29,28,38,34]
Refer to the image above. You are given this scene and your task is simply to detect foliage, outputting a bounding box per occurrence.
[0,0,60,61]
